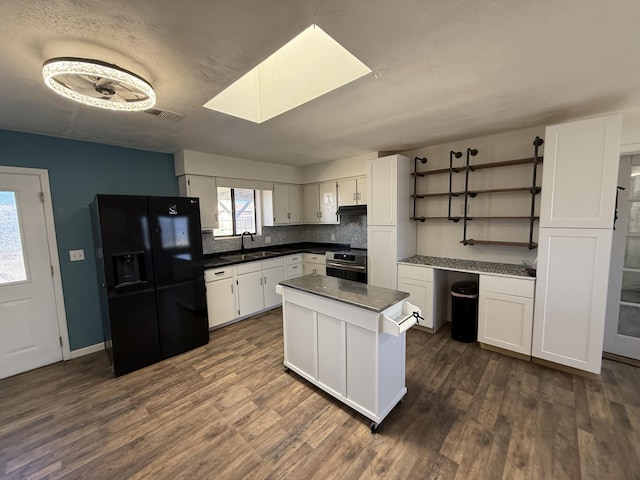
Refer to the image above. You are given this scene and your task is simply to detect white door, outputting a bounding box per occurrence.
[237,271,264,317]
[0,171,63,379]
[262,267,284,309]
[604,154,640,360]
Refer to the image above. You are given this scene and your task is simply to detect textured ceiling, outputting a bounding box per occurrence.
[0,0,639,167]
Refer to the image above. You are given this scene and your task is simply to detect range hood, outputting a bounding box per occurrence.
[336,204,367,216]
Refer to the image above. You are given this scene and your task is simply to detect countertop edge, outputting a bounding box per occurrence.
[398,255,536,279]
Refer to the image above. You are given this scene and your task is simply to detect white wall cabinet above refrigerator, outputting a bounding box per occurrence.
[177,174,218,230]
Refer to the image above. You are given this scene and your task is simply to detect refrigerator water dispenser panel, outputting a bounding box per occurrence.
[113,251,145,286]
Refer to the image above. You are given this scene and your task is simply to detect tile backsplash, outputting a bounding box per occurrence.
[202,214,367,254]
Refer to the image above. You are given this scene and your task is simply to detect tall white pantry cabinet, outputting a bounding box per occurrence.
[367,155,416,289]
[533,114,622,374]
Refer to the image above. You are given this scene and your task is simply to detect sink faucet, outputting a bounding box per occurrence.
[240,231,254,253]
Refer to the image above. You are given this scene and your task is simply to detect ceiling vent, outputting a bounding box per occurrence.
[144,108,185,122]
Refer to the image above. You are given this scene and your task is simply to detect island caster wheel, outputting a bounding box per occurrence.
[370,422,379,433]
[283,365,290,372]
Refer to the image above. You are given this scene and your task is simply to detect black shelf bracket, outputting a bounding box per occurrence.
[413,157,428,221]
[462,147,478,245]
[528,136,544,249]
[448,150,462,221]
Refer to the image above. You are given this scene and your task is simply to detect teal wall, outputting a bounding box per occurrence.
[0,129,178,351]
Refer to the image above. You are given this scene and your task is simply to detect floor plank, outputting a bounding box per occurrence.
[1,308,639,479]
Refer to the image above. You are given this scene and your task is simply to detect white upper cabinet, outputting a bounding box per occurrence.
[338,176,367,206]
[368,156,398,225]
[270,183,302,225]
[178,174,218,230]
[303,182,338,224]
[540,114,622,229]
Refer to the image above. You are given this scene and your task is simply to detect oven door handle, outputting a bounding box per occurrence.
[326,262,367,272]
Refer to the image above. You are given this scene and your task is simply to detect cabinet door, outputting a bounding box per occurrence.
[283,302,316,377]
[532,228,613,373]
[540,114,622,229]
[318,181,338,224]
[317,313,346,396]
[206,278,237,328]
[338,178,357,206]
[397,277,433,329]
[356,176,368,205]
[479,291,533,355]
[263,267,285,309]
[302,184,319,223]
[237,271,264,317]
[180,175,218,230]
[288,185,302,223]
[368,156,398,225]
[273,184,290,224]
[345,323,376,413]
[368,225,397,289]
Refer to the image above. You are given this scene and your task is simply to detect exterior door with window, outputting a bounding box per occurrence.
[604,154,640,360]
[0,171,63,379]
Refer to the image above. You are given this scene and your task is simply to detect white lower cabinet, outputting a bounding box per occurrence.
[303,252,326,275]
[236,258,285,318]
[285,254,303,279]
[478,275,535,356]
[397,264,447,332]
[205,267,238,328]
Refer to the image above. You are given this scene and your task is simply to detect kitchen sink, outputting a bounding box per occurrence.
[220,253,254,262]
[247,251,278,258]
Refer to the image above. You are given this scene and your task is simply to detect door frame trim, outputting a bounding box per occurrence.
[0,165,70,360]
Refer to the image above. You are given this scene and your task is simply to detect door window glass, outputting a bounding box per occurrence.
[0,191,27,284]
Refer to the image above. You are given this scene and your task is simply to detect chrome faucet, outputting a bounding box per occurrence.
[240,231,254,253]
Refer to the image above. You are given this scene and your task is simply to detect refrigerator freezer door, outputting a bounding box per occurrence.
[147,197,204,285]
[156,278,209,358]
[108,290,161,376]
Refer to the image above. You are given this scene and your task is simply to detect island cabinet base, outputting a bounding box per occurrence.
[279,286,412,430]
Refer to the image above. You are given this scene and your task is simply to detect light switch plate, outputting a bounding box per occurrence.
[265,236,271,244]
[69,249,85,261]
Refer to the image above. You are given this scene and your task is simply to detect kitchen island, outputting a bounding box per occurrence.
[276,274,419,431]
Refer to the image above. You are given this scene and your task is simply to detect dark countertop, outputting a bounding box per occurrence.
[204,242,352,269]
[398,255,535,278]
[279,274,409,312]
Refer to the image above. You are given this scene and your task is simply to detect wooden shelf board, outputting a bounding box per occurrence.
[462,239,538,248]
[413,157,543,176]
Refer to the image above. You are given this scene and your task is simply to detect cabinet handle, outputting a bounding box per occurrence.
[353,193,356,201]
[231,284,234,294]
[215,271,224,276]
[292,265,298,269]
[287,212,291,219]
[264,276,267,285]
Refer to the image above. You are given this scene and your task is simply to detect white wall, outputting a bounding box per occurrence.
[175,149,302,183]
[300,152,372,183]
[401,126,544,265]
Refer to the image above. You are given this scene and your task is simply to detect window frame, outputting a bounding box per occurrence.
[214,187,257,238]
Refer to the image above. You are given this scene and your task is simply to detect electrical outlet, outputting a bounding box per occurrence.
[331,234,336,241]
[69,249,85,261]
[264,236,271,244]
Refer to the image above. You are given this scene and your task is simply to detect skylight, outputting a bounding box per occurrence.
[203,24,371,123]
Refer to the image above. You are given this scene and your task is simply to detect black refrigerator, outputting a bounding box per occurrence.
[90,194,209,376]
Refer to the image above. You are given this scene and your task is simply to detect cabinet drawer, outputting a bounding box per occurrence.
[236,260,262,275]
[263,257,285,269]
[285,254,302,265]
[397,263,433,282]
[303,253,325,264]
[286,264,303,277]
[205,267,234,282]
[480,275,535,298]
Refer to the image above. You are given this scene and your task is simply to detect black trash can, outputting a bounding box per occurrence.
[451,281,478,343]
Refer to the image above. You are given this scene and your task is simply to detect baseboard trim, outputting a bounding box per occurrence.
[603,352,640,368]
[70,343,104,359]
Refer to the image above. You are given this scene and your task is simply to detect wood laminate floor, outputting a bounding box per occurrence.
[1,308,639,480]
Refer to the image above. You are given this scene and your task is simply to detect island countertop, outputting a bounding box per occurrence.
[279,274,409,312]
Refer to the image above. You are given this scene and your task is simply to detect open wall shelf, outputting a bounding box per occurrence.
[412,137,544,249]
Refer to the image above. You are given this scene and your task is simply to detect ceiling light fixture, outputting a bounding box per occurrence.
[42,57,156,111]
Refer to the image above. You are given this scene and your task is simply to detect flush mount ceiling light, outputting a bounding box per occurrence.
[203,24,371,123]
[42,57,156,111]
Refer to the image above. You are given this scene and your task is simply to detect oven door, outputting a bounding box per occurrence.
[325,261,367,283]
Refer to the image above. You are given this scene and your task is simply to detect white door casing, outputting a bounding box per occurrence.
[0,167,69,379]
[604,154,640,360]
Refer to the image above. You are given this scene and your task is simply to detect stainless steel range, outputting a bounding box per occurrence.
[325,249,367,283]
